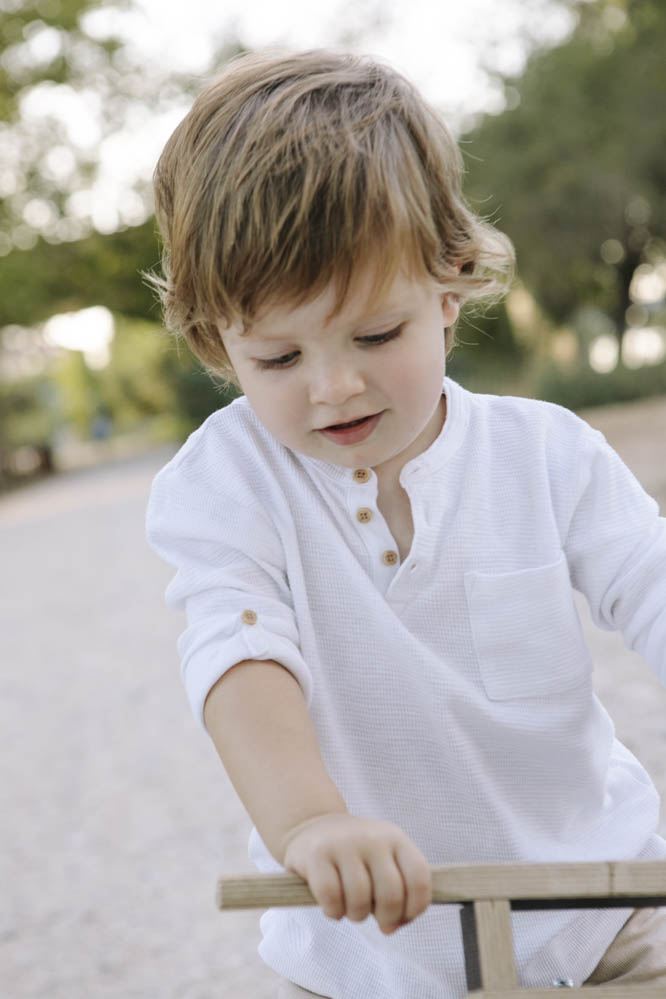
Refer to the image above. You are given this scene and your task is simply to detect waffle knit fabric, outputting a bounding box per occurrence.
[146,377,666,997]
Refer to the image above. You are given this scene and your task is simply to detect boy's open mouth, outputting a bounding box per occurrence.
[326,415,375,430]
[318,411,383,446]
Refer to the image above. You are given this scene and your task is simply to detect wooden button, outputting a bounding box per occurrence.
[356,507,373,524]
[353,468,371,483]
[382,550,399,566]
[241,609,258,625]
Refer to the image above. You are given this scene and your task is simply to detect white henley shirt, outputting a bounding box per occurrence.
[146,376,666,997]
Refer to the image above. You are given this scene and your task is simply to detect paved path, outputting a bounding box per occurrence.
[2,396,665,998]
[1,448,278,999]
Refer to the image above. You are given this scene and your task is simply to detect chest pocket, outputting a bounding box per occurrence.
[464,554,593,700]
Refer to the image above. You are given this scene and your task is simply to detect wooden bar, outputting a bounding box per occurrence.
[217,861,666,996]
[472,900,518,989]
[216,872,315,910]
[217,860,666,909]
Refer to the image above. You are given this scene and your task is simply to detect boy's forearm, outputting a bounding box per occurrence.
[203,659,348,864]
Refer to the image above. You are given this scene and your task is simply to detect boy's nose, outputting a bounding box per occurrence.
[308,362,366,406]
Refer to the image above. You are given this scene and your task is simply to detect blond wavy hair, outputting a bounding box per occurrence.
[148,49,514,387]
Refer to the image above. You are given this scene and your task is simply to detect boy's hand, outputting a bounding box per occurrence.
[281,813,432,934]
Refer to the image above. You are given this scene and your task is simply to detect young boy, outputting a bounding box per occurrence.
[145,50,666,997]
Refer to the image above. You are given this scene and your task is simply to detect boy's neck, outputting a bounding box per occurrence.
[373,394,447,493]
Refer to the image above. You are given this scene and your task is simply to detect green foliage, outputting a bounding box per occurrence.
[463,0,666,340]
[0,221,162,327]
[0,1,243,452]
[0,1,108,117]
[0,0,131,238]
[45,315,233,440]
[0,371,58,446]
[51,347,100,433]
[0,0,224,246]
[100,315,237,438]
[536,356,666,410]
[155,352,240,437]
[446,301,529,394]
[0,314,234,465]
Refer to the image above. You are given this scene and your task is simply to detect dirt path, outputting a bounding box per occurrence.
[2,394,665,998]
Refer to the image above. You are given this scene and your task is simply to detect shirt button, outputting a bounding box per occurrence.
[382,550,399,566]
[353,468,371,483]
[356,507,373,524]
[241,609,258,625]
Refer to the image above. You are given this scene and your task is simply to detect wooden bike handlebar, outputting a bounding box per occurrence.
[216,861,666,996]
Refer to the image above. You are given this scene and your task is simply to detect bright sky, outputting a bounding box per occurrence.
[104,0,576,115]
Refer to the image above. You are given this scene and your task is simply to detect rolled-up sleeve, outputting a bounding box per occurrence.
[146,454,313,731]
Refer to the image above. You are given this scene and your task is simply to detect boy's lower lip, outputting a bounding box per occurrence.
[318,412,383,445]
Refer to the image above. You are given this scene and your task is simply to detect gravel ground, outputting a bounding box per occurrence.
[2,395,665,999]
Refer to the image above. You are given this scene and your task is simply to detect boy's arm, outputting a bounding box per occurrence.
[564,424,666,680]
[203,658,432,933]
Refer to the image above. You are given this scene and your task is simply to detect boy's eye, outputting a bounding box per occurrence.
[255,324,404,370]
[256,350,300,370]
[358,324,404,346]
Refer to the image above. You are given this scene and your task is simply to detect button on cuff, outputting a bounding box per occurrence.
[241,614,270,658]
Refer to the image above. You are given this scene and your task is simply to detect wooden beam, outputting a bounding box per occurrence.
[217,860,666,909]
[462,900,517,990]
[430,860,666,904]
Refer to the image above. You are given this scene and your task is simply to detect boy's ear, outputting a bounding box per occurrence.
[441,292,460,327]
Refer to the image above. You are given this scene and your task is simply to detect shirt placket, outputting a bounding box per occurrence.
[349,467,401,594]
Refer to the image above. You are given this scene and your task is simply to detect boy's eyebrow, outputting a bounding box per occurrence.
[247,302,413,344]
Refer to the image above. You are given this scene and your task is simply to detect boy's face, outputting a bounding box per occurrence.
[220,264,459,483]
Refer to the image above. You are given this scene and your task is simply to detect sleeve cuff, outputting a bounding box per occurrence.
[184,632,314,733]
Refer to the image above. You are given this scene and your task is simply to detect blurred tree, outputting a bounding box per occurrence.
[447,300,529,396]
[1,0,131,247]
[0,0,241,250]
[0,0,243,466]
[0,219,160,326]
[463,0,665,361]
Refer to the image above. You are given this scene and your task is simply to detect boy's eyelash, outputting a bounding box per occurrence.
[256,325,404,370]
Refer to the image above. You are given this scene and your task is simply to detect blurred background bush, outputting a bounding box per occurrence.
[1,0,664,491]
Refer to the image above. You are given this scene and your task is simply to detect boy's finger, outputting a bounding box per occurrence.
[366,854,407,930]
[307,861,346,921]
[394,843,432,922]
[337,857,373,922]
[378,919,406,935]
